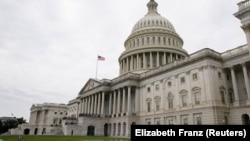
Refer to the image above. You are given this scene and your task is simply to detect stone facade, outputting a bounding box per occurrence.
[10,103,68,135]
[10,0,250,138]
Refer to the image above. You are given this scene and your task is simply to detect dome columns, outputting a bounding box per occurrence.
[119,51,185,74]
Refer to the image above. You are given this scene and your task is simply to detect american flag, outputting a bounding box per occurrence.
[97,55,105,61]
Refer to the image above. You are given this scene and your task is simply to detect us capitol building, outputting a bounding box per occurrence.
[10,0,250,137]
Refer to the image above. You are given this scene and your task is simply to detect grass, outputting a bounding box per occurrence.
[0,135,130,141]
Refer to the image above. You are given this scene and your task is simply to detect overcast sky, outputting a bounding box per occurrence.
[0,0,246,121]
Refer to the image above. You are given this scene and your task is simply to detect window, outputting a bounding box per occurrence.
[147,101,151,112]
[155,101,160,111]
[194,92,201,105]
[193,113,202,125]
[220,90,225,104]
[180,77,185,84]
[147,87,151,93]
[192,73,198,80]
[181,115,188,125]
[164,116,176,125]
[218,72,222,78]
[168,93,174,109]
[229,91,234,103]
[155,84,159,91]
[168,81,172,87]
[155,96,161,111]
[182,94,187,107]
[146,119,151,125]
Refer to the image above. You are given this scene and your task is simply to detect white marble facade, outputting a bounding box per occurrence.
[12,0,250,137]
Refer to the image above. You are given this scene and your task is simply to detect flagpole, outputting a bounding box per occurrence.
[96,58,98,79]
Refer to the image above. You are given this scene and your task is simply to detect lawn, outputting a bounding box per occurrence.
[0,135,130,141]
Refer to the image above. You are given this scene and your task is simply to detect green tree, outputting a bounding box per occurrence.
[17,117,27,124]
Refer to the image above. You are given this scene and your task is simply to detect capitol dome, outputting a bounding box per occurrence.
[118,0,188,75]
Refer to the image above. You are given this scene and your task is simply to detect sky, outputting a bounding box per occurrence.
[0,0,246,122]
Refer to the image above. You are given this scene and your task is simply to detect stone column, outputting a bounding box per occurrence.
[79,99,82,115]
[120,122,124,136]
[163,52,166,65]
[135,87,139,113]
[87,96,90,114]
[122,88,126,115]
[113,91,116,117]
[242,63,250,102]
[126,57,129,72]
[150,52,153,68]
[170,53,173,62]
[156,52,159,67]
[101,92,105,116]
[143,53,146,69]
[230,66,239,106]
[91,95,94,115]
[127,86,131,115]
[97,93,101,115]
[130,56,133,71]
[137,54,140,70]
[109,93,112,116]
[94,94,97,115]
[117,89,121,116]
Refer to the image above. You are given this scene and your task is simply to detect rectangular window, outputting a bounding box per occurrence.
[156,101,160,111]
[155,84,159,91]
[147,87,151,93]
[194,92,200,105]
[182,95,187,107]
[220,91,225,104]
[193,73,198,80]
[147,102,151,112]
[181,115,188,125]
[168,98,173,109]
[229,92,234,103]
[180,77,185,84]
[218,72,222,78]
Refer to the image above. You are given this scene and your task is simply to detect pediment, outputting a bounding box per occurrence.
[79,78,102,94]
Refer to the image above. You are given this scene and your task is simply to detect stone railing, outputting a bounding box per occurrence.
[237,0,250,11]
[111,72,140,84]
[221,44,249,60]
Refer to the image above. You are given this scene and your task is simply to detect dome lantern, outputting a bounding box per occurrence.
[147,0,159,15]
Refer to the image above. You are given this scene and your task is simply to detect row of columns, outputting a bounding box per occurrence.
[109,87,132,117]
[108,122,129,136]
[229,62,250,105]
[78,86,138,117]
[120,52,184,74]
[79,92,105,116]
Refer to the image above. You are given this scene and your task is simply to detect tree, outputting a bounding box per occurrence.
[17,117,27,125]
